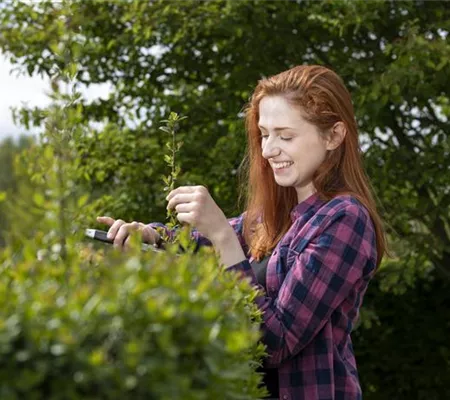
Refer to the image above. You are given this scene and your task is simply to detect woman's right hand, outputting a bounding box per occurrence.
[96,216,161,250]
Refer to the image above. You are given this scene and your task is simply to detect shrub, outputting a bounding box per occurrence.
[0,237,267,399]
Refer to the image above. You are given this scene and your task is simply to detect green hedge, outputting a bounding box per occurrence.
[0,237,267,399]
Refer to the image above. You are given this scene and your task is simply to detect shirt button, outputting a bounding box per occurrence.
[282,395,289,400]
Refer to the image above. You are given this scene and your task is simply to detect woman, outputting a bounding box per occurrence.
[98,65,387,400]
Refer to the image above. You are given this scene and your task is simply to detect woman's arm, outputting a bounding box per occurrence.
[209,223,248,267]
[224,202,377,367]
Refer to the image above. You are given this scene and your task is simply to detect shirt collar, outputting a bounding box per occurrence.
[290,191,326,222]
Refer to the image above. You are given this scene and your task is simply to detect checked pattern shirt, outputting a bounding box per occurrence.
[149,192,377,400]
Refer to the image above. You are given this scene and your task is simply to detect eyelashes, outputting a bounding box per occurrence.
[260,135,293,141]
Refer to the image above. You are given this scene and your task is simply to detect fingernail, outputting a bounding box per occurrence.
[107,233,112,239]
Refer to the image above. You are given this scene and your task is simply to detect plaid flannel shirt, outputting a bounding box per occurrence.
[149,192,377,400]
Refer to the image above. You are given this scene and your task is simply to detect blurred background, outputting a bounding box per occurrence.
[0,1,449,399]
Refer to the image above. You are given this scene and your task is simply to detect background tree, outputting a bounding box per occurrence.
[1,1,448,274]
[0,135,34,246]
[0,1,449,398]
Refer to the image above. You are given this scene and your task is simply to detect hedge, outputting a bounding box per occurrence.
[0,236,268,399]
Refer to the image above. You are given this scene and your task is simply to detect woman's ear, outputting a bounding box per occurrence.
[326,121,347,151]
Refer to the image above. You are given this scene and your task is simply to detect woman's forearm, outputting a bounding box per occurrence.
[210,225,247,268]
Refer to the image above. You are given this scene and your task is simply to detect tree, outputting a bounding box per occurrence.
[0,135,34,246]
[1,1,449,397]
[1,0,448,274]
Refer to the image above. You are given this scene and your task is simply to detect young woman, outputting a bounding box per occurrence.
[98,65,387,400]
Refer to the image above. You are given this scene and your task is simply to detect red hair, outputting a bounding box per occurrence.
[240,65,387,266]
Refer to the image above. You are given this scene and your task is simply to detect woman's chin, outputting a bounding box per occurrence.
[274,179,294,188]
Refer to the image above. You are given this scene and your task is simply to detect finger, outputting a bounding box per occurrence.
[113,223,130,248]
[176,212,195,227]
[174,202,194,214]
[97,216,115,227]
[141,225,158,244]
[108,219,126,240]
[120,224,154,249]
[124,236,132,251]
[114,222,140,247]
[167,193,197,211]
[123,233,142,252]
[166,186,197,202]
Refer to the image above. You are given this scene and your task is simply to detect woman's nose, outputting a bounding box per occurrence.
[262,137,281,160]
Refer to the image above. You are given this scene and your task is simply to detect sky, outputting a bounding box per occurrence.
[0,53,49,141]
[0,51,111,141]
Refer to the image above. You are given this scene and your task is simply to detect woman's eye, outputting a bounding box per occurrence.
[259,135,292,141]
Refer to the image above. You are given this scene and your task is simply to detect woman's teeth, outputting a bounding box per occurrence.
[273,162,293,169]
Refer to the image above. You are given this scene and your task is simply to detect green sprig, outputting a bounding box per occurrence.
[159,112,186,227]
[158,112,193,249]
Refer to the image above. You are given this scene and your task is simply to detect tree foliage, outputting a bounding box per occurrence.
[0,135,34,246]
[0,1,449,398]
[1,0,449,273]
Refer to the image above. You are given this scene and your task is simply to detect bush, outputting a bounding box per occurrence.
[0,236,267,399]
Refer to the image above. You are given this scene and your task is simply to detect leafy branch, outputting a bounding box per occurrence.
[159,112,186,228]
[157,112,196,250]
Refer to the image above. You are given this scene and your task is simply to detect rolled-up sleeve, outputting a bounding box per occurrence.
[226,203,376,367]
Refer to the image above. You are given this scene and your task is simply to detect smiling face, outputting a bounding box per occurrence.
[259,95,331,203]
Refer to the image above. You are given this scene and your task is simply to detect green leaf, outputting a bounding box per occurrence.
[77,194,89,208]
[107,39,116,50]
[159,126,171,134]
[33,193,45,207]
[71,42,83,59]
[67,63,78,80]
[49,41,61,56]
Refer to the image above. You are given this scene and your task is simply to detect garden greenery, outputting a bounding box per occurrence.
[0,3,268,397]
[0,238,268,399]
[1,1,450,398]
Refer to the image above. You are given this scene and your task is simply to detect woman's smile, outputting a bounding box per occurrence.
[272,161,293,169]
[272,161,294,173]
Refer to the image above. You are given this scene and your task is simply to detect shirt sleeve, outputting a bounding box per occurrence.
[147,212,248,253]
[225,203,377,367]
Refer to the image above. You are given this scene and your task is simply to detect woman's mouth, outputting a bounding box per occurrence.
[272,161,293,172]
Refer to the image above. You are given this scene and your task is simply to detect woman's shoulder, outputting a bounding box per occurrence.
[320,193,369,214]
[288,193,371,230]
[313,193,373,230]
[286,194,377,263]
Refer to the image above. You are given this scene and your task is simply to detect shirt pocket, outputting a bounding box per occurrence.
[286,234,313,268]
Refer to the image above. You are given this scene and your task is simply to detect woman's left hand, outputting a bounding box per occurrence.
[166,185,231,244]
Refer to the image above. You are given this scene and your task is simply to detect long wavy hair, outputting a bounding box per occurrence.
[240,65,387,266]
